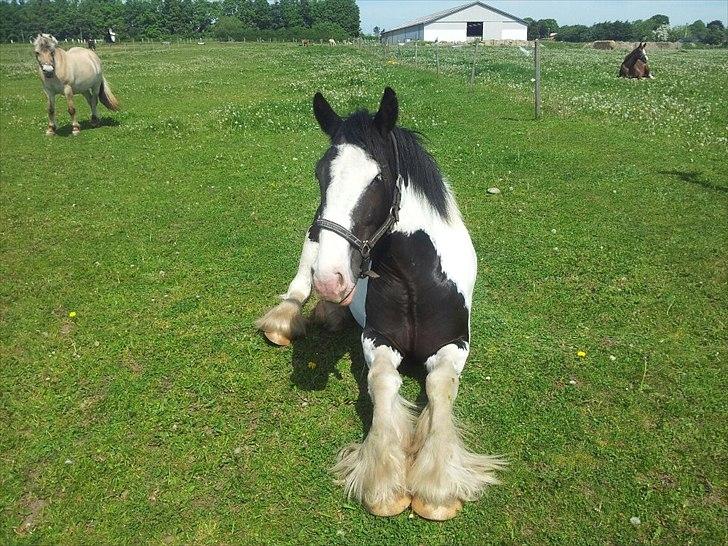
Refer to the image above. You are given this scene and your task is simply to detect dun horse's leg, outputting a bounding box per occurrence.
[45,90,57,135]
[255,231,317,345]
[64,86,80,135]
[333,336,415,516]
[84,90,100,127]
[409,343,505,521]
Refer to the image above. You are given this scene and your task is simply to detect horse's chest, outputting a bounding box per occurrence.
[355,230,471,362]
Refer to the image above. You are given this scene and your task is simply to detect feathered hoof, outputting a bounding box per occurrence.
[72,126,81,136]
[45,127,56,136]
[411,496,462,521]
[366,494,411,517]
[91,116,101,128]
[255,299,305,347]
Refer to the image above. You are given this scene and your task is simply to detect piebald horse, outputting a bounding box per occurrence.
[33,34,118,135]
[256,88,504,520]
[619,42,654,79]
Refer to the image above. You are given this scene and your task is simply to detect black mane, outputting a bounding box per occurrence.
[332,110,450,219]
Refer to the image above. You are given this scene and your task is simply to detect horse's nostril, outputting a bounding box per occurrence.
[335,272,344,288]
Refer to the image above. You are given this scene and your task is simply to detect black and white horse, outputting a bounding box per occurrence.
[256,88,504,520]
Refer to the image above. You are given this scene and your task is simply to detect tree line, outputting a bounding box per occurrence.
[0,0,360,43]
[524,14,727,45]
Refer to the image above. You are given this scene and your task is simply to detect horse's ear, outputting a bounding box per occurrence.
[374,87,398,136]
[313,92,341,139]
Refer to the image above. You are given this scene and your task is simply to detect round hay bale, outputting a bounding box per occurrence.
[593,40,617,50]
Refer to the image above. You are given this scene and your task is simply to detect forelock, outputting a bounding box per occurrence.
[34,34,57,52]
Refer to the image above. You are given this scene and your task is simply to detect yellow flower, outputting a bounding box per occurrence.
[577,350,586,358]
[68,311,77,318]
[307,362,316,370]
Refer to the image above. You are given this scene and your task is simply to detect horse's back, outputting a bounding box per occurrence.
[64,47,103,90]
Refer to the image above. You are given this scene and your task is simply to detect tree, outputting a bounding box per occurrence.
[707,20,724,30]
[252,0,272,29]
[279,0,304,28]
[372,26,380,37]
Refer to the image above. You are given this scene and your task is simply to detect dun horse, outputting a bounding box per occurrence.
[619,42,654,79]
[33,34,118,135]
[256,88,504,520]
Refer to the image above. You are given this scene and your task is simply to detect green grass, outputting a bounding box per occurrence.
[1,41,726,544]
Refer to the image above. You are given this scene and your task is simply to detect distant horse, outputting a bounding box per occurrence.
[300,39,311,46]
[256,88,504,520]
[619,42,654,79]
[33,34,118,135]
[86,38,96,50]
[328,38,336,46]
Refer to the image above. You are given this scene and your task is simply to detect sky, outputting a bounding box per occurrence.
[357,0,728,33]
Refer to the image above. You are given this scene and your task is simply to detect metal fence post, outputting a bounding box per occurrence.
[534,39,541,119]
[470,41,479,84]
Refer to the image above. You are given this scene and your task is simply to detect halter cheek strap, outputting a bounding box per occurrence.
[313,132,404,280]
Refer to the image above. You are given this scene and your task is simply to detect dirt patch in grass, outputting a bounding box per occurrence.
[14,494,48,536]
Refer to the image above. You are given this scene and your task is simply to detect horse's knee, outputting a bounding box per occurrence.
[67,105,76,117]
[425,365,458,405]
[367,359,401,402]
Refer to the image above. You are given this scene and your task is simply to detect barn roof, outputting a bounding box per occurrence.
[381,1,528,35]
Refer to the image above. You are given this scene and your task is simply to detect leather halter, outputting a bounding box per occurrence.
[313,133,404,279]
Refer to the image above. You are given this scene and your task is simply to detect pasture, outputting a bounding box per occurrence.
[1,41,727,544]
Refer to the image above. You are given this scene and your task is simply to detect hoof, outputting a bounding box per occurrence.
[45,128,55,136]
[72,128,80,136]
[263,330,291,347]
[91,117,101,128]
[366,495,411,517]
[411,497,462,521]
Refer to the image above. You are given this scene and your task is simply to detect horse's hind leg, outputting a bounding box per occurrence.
[333,335,415,516]
[409,343,505,521]
[64,86,80,135]
[255,231,317,346]
[84,90,100,127]
[45,90,57,135]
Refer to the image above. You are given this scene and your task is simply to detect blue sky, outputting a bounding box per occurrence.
[357,1,728,33]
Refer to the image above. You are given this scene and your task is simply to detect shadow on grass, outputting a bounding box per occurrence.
[55,117,120,136]
[659,169,728,194]
[290,315,428,437]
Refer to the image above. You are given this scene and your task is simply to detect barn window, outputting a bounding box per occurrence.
[466,22,483,38]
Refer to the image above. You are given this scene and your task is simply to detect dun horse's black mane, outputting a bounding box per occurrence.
[335,110,450,219]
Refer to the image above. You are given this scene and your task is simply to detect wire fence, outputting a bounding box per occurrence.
[373,40,543,118]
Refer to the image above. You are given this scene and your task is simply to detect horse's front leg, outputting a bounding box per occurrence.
[45,89,57,135]
[333,333,415,516]
[255,230,317,346]
[64,85,80,135]
[409,343,505,521]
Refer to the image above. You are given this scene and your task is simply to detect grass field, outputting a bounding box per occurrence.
[1,41,727,544]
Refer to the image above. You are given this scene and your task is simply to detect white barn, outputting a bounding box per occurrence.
[380,1,528,44]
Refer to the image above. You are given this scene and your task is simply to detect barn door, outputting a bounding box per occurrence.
[466,22,483,41]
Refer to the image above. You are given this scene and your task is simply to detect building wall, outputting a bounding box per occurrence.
[423,22,466,42]
[381,24,424,44]
[383,4,527,43]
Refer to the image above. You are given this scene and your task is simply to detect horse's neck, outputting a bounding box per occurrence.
[54,47,69,81]
[393,181,463,242]
[625,50,639,67]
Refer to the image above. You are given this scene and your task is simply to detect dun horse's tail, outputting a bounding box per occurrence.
[99,77,119,111]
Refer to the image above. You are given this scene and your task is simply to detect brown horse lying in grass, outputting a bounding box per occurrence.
[33,34,119,135]
[620,42,654,79]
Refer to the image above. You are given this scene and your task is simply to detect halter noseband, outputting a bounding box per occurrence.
[313,132,404,280]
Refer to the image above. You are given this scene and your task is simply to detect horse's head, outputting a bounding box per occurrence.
[311,88,400,305]
[33,34,58,78]
[634,42,648,63]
